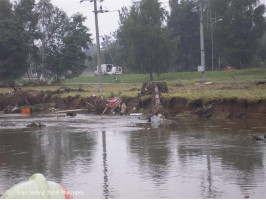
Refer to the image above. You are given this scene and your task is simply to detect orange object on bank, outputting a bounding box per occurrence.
[21,108,30,115]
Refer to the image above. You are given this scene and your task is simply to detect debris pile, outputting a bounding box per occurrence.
[140,81,169,119]
[27,122,46,128]
[141,81,168,95]
[86,95,108,114]
[102,97,122,115]
[0,89,48,114]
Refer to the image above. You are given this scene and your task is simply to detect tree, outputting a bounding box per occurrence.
[257,32,266,64]
[168,0,200,71]
[14,0,41,80]
[210,0,266,68]
[0,0,28,84]
[36,0,92,82]
[118,0,170,80]
[59,14,92,77]
[36,0,68,82]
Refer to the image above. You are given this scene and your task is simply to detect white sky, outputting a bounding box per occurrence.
[50,0,169,39]
[10,0,266,40]
[50,0,266,41]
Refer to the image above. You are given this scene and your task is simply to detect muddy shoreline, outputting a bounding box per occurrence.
[0,88,266,119]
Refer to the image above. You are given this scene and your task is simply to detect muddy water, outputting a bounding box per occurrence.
[0,113,266,199]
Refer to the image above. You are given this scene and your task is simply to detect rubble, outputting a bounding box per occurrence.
[0,122,16,127]
[141,81,168,95]
[27,122,46,128]
[3,106,20,114]
[102,97,122,115]
[140,81,169,117]
[120,103,127,115]
[66,111,76,117]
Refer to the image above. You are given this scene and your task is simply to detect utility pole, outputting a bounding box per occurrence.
[81,0,103,92]
[210,15,214,71]
[93,0,103,92]
[199,0,206,82]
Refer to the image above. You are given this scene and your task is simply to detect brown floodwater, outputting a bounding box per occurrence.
[0,113,266,199]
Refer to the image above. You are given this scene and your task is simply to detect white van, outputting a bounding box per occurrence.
[94,64,122,76]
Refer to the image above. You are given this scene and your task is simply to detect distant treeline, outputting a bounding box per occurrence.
[101,0,266,80]
[0,0,266,84]
[0,0,92,84]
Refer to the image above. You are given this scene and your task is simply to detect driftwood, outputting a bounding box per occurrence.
[56,109,86,113]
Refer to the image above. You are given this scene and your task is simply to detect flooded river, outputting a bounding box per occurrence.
[0,113,266,199]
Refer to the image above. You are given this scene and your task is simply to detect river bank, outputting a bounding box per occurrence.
[0,83,266,119]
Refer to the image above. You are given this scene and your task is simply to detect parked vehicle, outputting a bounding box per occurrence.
[94,64,122,76]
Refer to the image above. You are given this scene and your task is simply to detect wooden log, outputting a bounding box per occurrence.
[56,109,86,113]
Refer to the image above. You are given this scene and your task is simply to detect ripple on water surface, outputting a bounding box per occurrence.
[1,114,266,198]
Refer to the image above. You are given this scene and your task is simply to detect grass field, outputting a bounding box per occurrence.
[2,68,266,101]
[64,68,266,85]
[62,68,266,101]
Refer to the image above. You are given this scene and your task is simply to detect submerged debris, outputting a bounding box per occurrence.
[0,122,16,127]
[251,134,266,142]
[27,122,46,128]
[66,112,76,117]
[148,113,165,123]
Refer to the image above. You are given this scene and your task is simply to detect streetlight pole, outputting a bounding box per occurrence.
[199,0,206,82]
[211,18,214,71]
[210,18,222,71]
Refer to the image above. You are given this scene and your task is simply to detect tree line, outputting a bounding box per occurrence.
[0,0,266,84]
[102,0,266,80]
[0,0,92,84]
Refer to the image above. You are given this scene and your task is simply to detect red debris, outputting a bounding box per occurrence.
[108,97,122,111]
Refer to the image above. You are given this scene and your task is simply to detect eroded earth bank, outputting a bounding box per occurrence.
[1,82,266,119]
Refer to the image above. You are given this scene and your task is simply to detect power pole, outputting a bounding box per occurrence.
[81,0,103,92]
[199,0,206,82]
[93,0,103,92]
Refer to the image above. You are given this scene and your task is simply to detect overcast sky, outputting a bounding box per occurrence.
[50,0,170,40]
[50,0,266,41]
[10,0,266,40]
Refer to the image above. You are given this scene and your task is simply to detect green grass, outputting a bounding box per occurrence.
[64,74,151,84]
[2,68,266,101]
[61,68,266,101]
[64,68,266,85]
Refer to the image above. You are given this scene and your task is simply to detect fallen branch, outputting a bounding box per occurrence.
[56,109,86,113]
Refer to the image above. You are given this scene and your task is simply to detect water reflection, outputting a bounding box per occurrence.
[0,115,97,195]
[0,114,266,198]
[174,117,266,198]
[128,127,172,185]
[102,131,110,199]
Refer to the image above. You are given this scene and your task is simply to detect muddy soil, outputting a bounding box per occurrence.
[0,87,265,119]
